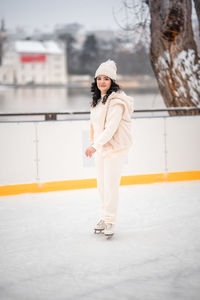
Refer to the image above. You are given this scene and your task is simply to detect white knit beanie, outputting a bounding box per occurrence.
[95,59,117,81]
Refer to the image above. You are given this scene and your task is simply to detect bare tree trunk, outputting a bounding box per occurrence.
[147,0,200,115]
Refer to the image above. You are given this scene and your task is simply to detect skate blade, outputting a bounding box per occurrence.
[94,229,104,234]
[104,234,114,239]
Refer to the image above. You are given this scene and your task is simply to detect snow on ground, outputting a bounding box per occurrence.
[0,181,200,300]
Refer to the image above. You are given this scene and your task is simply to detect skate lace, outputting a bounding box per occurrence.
[97,220,104,226]
[105,223,112,230]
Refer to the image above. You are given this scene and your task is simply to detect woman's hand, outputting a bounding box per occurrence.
[85,146,96,158]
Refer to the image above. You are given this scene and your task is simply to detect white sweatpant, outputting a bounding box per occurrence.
[95,150,128,224]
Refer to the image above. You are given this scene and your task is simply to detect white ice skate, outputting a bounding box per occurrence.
[104,223,114,238]
[94,219,105,234]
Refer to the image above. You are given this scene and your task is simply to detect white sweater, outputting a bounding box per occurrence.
[90,91,134,156]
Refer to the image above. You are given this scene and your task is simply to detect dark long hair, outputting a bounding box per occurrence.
[91,78,121,107]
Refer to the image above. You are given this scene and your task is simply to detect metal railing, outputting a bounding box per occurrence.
[0,107,199,121]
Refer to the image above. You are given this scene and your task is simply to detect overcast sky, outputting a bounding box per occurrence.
[0,0,123,33]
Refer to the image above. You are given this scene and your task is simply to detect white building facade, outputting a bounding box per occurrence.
[0,40,67,85]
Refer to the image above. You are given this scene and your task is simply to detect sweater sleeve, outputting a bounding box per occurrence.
[93,104,123,150]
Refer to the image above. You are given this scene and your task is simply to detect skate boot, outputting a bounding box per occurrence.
[94,219,105,234]
[104,223,114,238]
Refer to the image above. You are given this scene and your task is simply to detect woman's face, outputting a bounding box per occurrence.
[96,75,111,94]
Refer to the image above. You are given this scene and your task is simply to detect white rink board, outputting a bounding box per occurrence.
[0,116,200,185]
[124,118,166,175]
[0,122,37,185]
[166,116,200,172]
[37,121,92,182]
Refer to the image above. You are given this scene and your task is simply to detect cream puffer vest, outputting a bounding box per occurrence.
[91,91,134,156]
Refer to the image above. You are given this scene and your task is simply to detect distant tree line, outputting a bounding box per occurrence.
[0,21,154,77]
[57,28,154,77]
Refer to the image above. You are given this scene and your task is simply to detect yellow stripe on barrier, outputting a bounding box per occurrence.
[121,171,200,185]
[0,171,200,196]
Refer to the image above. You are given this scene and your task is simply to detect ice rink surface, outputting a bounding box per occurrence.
[0,181,200,300]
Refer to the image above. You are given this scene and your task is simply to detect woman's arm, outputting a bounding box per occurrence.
[85,121,96,158]
[90,122,94,144]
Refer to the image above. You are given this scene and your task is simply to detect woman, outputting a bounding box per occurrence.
[85,60,134,238]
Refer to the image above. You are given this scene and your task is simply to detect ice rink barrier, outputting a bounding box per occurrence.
[0,115,200,196]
